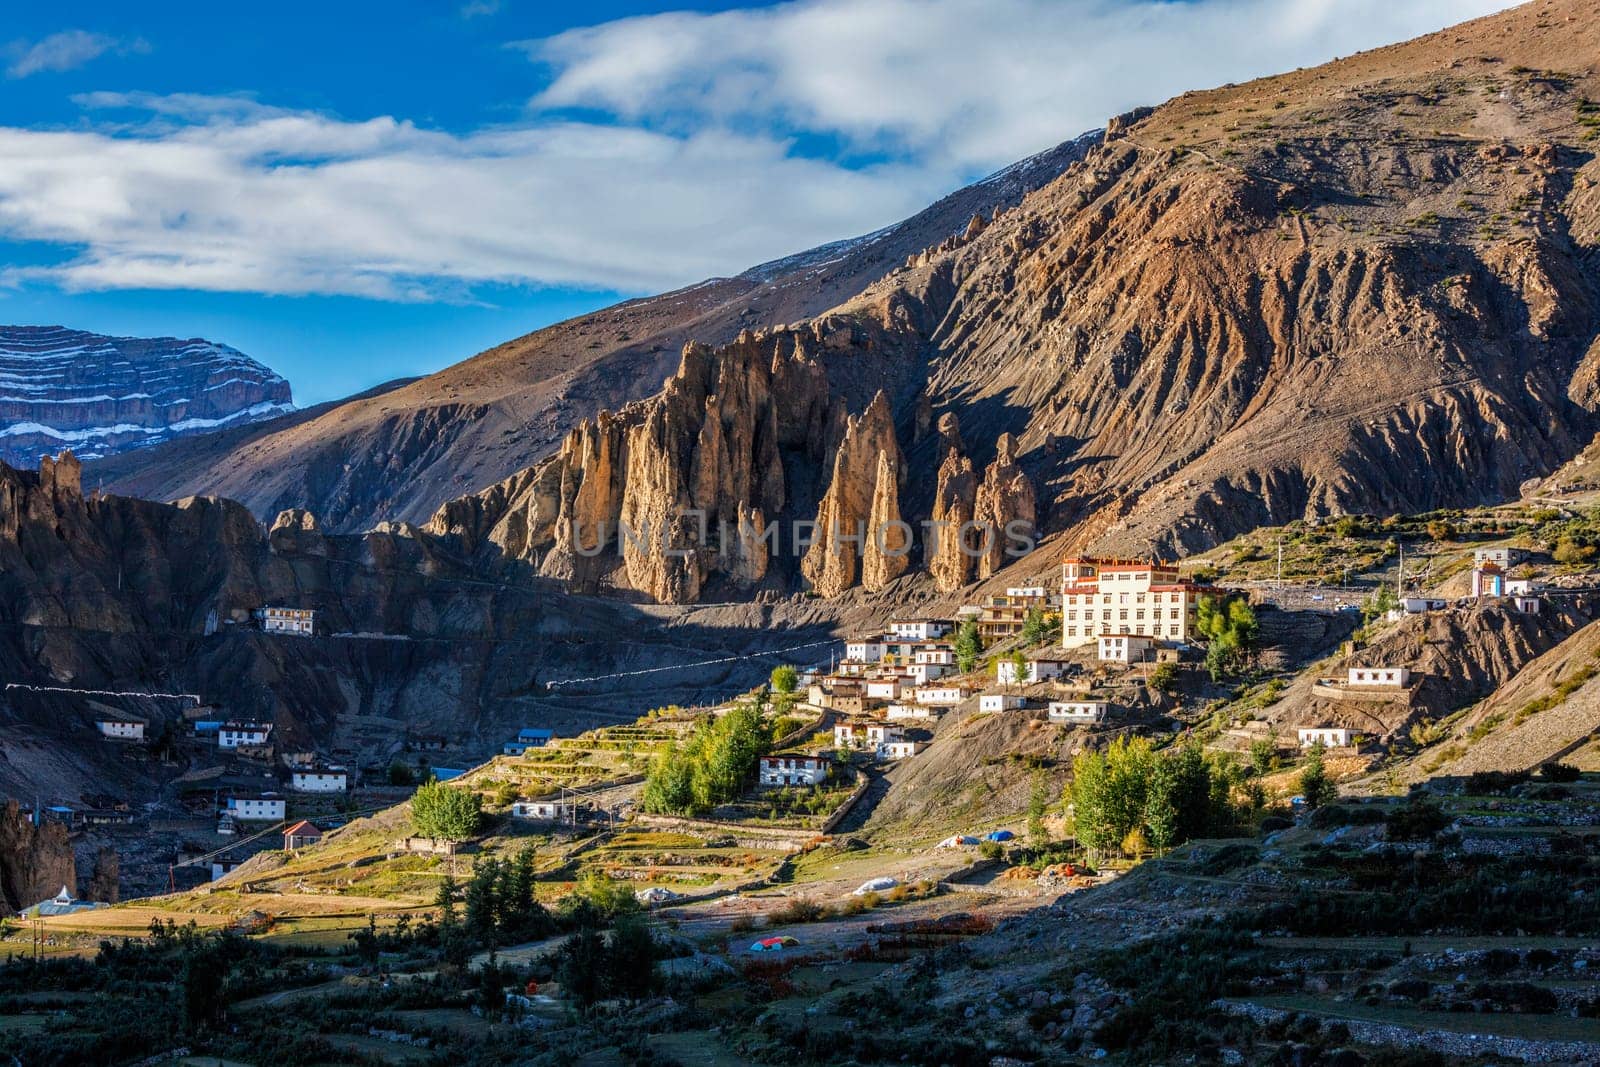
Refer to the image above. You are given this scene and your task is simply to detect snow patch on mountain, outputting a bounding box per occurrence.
[0,326,294,466]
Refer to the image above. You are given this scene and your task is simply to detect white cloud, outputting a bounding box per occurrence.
[0,108,938,298]
[526,0,1517,172]
[6,30,148,79]
[0,0,1519,299]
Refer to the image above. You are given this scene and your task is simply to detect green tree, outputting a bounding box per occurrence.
[1009,648,1028,689]
[465,858,501,947]
[1027,770,1050,845]
[1143,757,1179,856]
[770,664,799,694]
[182,942,231,1032]
[1020,607,1053,646]
[954,617,984,673]
[1198,593,1259,682]
[606,914,659,1000]
[435,873,469,966]
[641,702,772,816]
[411,780,483,841]
[1068,750,1114,859]
[1299,743,1338,810]
[1249,737,1279,777]
[557,926,607,1006]
[1363,583,1399,622]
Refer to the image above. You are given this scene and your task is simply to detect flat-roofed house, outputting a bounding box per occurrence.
[1346,667,1409,688]
[1048,700,1109,725]
[758,754,828,787]
[290,767,348,793]
[1297,726,1354,748]
[95,717,145,742]
[979,693,1026,712]
[219,722,272,749]
[1097,633,1157,663]
[888,619,951,641]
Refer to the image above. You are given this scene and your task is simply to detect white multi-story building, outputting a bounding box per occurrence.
[844,639,886,663]
[1048,700,1109,725]
[758,754,828,787]
[903,661,953,686]
[888,619,951,641]
[95,718,145,741]
[865,724,901,746]
[256,606,316,636]
[290,767,348,793]
[227,794,286,822]
[1059,558,1220,648]
[834,723,869,748]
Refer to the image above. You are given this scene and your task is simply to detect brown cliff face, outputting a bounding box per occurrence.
[428,321,912,603]
[0,801,76,912]
[927,446,978,592]
[802,392,904,597]
[973,434,1038,579]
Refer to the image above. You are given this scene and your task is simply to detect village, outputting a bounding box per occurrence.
[8,533,1574,919]
[5,513,1600,1065]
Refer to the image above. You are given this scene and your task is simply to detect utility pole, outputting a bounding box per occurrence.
[1397,541,1404,597]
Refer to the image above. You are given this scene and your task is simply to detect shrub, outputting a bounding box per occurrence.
[1385,800,1450,841]
[1149,661,1179,693]
[1541,761,1581,782]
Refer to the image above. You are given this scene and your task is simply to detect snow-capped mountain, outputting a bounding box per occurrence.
[0,326,294,467]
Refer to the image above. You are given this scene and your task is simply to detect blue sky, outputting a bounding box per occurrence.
[0,0,1514,404]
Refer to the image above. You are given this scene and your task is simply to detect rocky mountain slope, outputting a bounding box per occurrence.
[0,326,293,468]
[88,134,1099,533]
[421,0,1600,604]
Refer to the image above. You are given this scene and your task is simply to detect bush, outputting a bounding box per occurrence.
[1149,661,1179,693]
[1465,770,1529,795]
[1385,800,1450,841]
[1541,761,1582,782]
[978,840,1004,862]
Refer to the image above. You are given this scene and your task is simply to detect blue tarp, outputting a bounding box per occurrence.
[985,830,1015,842]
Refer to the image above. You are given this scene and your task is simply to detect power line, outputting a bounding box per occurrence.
[544,638,838,688]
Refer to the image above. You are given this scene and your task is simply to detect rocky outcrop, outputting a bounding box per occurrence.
[0,326,292,468]
[973,434,1038,579]
[927,447,979,592]
[802,392,903,597]
[0,801,76,912]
